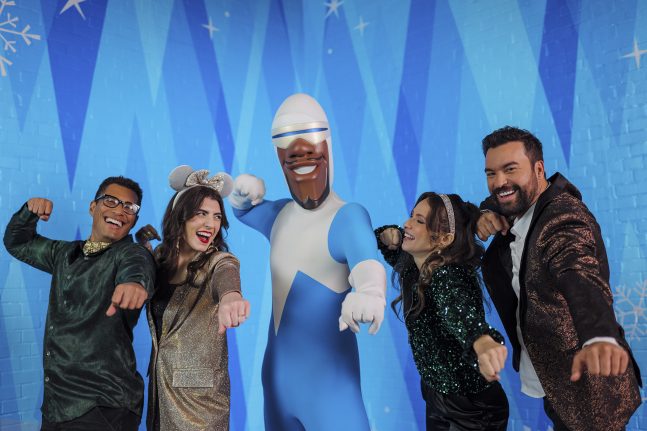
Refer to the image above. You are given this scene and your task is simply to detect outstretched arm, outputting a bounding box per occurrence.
[209,254,250,334]
[330,203,387,334]
[109,243,156,316]
[431,267,506,381]
[539,205,630,381]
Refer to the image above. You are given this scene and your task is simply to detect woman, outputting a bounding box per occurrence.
[376,192,508,430]
[138,166,250,431]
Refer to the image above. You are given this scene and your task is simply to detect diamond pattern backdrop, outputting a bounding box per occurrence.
[0,1,645,430]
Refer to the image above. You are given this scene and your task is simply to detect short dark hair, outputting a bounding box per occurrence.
[94,176,143,205]
[481,126,544,164]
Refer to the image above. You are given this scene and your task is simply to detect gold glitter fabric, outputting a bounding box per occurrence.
[146,251,242,431]
[482,173,642,431]
[82,240,111,255]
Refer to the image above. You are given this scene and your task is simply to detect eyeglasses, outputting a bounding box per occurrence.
[95,194,141,215]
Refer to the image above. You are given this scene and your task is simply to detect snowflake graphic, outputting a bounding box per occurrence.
[0,0,41,77]
[614,279,647,341]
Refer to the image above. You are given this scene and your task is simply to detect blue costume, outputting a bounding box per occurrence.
[230,94,386,431]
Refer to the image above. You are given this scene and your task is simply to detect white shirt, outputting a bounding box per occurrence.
[509,197,618,398]
[510,203,545,397]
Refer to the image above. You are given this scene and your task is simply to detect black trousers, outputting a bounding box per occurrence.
[41,407,140,431]
[543,397,570,431]
[422,381,509,431]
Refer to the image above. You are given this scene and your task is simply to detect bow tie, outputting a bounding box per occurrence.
[82,240,111,256]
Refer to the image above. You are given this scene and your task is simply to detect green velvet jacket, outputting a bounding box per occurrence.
[3,204,156,422]
[375,225,504,395]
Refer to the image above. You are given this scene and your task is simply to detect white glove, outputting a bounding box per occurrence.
[339,260,387,335]
[228,174,266,210]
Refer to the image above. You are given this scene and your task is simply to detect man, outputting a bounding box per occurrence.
[4,176,155,430]
[229,93,386,431]
[476,126,641,430]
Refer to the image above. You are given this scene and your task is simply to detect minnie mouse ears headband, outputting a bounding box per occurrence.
[169,165,234,208]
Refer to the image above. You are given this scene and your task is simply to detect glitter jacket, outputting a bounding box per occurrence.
[376,228,504,395]
[482,172,642,431]
[146,250,241,431]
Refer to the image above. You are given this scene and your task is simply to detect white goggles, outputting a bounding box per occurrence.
[271,121,330,149]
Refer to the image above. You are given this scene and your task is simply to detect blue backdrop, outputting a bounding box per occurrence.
[0,1,645,430]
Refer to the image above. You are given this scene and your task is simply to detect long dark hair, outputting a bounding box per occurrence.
[391,192,484,319]
[156,185,229,287]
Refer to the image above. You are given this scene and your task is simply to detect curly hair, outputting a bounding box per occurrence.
[391,192,484,319]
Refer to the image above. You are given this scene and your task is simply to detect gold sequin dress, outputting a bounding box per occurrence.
[146,251,241,431]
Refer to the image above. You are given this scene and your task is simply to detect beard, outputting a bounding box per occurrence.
[289,180,330,210]
[491,179,538,218]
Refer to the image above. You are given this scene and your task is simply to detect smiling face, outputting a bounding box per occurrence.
[277,138,330,209]
[89,184,138,243]
[402,196,456,268]
[180,197,222,255]
[485,141,547,218]
[402,199,434,258]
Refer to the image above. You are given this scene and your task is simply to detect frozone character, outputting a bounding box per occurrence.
[229,93,386,431]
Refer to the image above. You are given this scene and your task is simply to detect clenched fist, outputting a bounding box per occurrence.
[27,198,53,221]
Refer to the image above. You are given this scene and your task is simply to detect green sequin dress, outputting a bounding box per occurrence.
[376,225,504,396]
